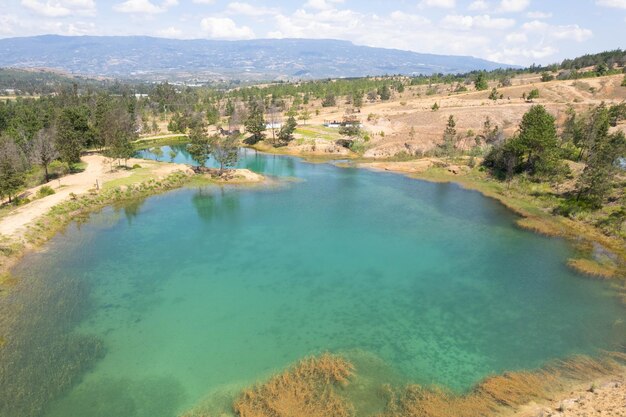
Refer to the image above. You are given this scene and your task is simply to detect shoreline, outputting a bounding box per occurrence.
[337,157,626,282]
[243,143,626,281]
[0,157,267,288]
[1,148,625,416]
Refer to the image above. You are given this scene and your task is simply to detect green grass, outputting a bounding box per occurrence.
[103,167,155,190]
[71,162,88,173]
[133,135,188,150]
[295,126,339,141]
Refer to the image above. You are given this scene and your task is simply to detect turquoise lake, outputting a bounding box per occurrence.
[12,147,626,417]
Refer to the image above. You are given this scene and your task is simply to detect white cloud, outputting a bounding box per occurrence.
[420,0,456,9]
[505,32,527,43]
[226,2,279,16]
[595,0,626,8]
[200,17,255,39]
[389,11,431,25]
[21,0,96,17]
[156,26,183,38]
[0,13,98,38]
[192,0,214,3]
[497,0,530,13]
[551,24,593,42]
[468,0,489,10]
[441,14,515,30]
[304,0,344,10]
[0,14,19,35]
[266,8,489,58]
[526,11,552,19]
[488,45,557,64]
[113,0,178,14]
[521,20,592,42]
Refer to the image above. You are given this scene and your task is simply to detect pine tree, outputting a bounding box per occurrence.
[187,122,211,167]
[277,115,297,146]
[474,72,488,91]
[0,137,26,203]
[439,115,457,157]
[244,103,266,144]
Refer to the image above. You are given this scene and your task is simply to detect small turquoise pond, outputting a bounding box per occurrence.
[13,146,626,417]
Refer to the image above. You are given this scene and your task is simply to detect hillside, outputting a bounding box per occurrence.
[297,72,626,158]
[0,35,514,82]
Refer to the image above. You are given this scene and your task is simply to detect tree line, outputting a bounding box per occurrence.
[0,88,138,202]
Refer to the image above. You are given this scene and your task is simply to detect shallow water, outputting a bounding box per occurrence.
[13,148,626,417]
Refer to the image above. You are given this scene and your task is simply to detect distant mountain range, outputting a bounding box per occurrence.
[0,35,515,82]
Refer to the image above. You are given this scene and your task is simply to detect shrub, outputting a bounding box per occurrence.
[36,186,55,198]
[48,160,70,177]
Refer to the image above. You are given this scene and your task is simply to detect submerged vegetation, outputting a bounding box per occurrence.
[179,351,626,417]
[0,262,104,417]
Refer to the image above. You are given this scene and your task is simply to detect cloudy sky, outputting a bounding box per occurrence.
[1,0,625,65]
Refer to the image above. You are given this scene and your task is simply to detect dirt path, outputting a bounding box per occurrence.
[0,155,188,239]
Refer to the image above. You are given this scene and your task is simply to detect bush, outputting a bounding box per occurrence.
[527,89,540,101]
[132,164,142,169]
[554,199,593,217]
[36,186,55,198]
[48,160,70,177]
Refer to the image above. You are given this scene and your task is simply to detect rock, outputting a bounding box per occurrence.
[535,407,553,417]
[557,398,578,412]
[447,165,461,175]
[335,139,353,149]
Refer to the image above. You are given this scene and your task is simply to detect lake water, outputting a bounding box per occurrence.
[12,147,626,417]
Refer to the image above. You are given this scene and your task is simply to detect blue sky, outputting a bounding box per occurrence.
[1,0,625,65]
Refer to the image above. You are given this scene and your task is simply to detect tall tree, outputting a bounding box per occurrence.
[56,106,91,165]
[187,122,211,167]
[209,134,239,174]
[244,102,266,144]
[266,105,281,144]
[0,136,26,203]
[516,105,562,176]
[299,108,311,125]
[439,115,457,156]
[576,106,626,207]
[103,106,136,166]
[378,85,391,101]
[474,72,488,91]
[30,127,59,183]
[277,115,297,146]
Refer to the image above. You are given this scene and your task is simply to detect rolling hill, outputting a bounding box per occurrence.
[0,35,514,82]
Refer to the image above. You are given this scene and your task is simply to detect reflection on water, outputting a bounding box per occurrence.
[7,149,626,417]
[191,188,241,224]
[137,146,297,178]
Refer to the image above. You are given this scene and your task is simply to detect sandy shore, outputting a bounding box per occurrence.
[509,373,626,417]
[0,155,190,240]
